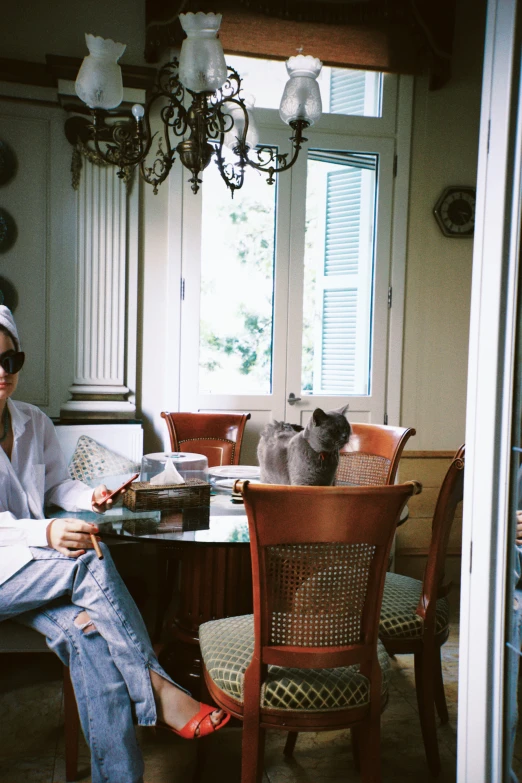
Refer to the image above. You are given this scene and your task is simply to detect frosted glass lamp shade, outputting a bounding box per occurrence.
[223,97,259,151]
[279,55,323,126]
[178,12,228,93]
[75,33,126,110]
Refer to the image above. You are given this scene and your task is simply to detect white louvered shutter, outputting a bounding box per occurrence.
[312,164,374,395]
[330,70,366,115]
[329,69,381,117]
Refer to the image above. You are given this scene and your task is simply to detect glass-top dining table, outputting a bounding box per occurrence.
[50,487,409,695]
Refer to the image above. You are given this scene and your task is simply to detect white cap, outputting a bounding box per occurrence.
[0,306,19,348]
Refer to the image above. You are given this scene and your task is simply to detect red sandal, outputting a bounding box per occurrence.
[157,703,231,739]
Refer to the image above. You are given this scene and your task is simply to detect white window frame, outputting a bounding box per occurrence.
[169,71,413,427]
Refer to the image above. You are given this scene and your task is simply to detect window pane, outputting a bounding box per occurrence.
[225,55,382,117]
[199,162,277,394]
[301,149,378,396]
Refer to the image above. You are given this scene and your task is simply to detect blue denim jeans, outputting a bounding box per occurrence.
[0,543,183,783]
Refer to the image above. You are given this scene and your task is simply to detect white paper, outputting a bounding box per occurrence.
[149,457,185,485]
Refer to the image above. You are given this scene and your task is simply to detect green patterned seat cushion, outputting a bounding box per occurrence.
[379,572,450,640]
[199,614,390,712]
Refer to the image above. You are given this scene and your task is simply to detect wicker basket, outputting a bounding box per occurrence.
[122,479,210,512]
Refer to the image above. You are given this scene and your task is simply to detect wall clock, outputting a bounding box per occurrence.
[433,186,476,237]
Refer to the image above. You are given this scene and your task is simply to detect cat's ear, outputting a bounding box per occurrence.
[312,408,327,426]
[331,404,350,418]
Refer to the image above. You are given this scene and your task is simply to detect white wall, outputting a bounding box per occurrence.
[2,0,147,67]
[0,99,76,417]
[401,0,485,450]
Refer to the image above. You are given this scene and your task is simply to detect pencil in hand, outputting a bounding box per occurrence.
[90,533,104,560]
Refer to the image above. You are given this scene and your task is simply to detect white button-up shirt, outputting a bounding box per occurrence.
[0,399,94,585]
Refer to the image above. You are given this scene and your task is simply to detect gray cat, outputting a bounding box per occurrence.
[257,406,351,486]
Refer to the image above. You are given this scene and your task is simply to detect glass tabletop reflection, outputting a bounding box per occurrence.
[49,490,250,545]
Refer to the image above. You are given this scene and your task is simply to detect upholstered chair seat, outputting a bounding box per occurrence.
[379,573,450,640]
[200,614,391,711]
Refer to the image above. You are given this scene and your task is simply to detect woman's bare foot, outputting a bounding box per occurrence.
[150,670,226,735]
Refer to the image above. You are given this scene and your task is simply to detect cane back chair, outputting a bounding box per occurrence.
[336,423,416,486]
[200,480,422,783]
[160,411,251,468]
[379,445,465,775]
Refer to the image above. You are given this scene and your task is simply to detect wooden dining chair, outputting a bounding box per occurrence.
[160,411,251,468]
[378,444,465,775]
[0,621,79,781]
[336,423,416,486]
[199,479,422,783]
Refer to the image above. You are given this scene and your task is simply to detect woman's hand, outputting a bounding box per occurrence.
[516,511,522,546]
[46,518,100,557]
[91,484,113,514]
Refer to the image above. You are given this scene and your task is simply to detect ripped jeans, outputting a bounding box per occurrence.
[0,543,183,783]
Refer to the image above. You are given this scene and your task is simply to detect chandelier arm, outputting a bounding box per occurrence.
[245,120,309,181]
[138,155,174,193]
[211,67,242,105]
[89,111,144,170]
[214,148,246,194]
[212,110,246,195]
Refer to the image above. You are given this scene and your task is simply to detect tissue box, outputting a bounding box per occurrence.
[122,479,210,512]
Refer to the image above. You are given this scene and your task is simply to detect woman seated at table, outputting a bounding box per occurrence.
[0,306,229,783]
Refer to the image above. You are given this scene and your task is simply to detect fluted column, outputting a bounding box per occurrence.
[61,158,137,417]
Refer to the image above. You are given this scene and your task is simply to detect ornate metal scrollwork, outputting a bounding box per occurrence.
[73,57,310,196]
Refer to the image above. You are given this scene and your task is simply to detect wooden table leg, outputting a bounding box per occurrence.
[158,543,252,694]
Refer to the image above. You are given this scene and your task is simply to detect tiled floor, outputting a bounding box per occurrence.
[0,604,460,783]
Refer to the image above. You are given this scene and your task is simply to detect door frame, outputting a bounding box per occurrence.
[458,0,522,780]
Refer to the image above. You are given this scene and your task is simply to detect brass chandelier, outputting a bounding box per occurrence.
[74,12,323,195]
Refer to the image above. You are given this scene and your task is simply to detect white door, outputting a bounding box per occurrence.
[179,131,395,462]
[283,134,395,429]
[178,71,408,464]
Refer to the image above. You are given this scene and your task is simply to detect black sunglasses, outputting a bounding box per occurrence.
[0,350,25,374]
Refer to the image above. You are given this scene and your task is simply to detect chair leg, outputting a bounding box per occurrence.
[63,665,80,783]
[241,719,266,783]
[433,645,449,725]
[358,717,381,783]
[414,649,441,775]
[350,725,361,771]
[283,731,298,757]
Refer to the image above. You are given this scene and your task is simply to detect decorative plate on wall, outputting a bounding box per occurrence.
[0,142,16,187]
[0,208,16,252]
[0,277,18,312]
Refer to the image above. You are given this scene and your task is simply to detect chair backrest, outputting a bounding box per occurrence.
[336,423,416,486]
[160,411,251,467]
[418,445,465,628]
[240,480,421,707]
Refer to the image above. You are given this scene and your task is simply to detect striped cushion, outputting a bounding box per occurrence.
[379,573,450,640]
[199,614,390,712]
